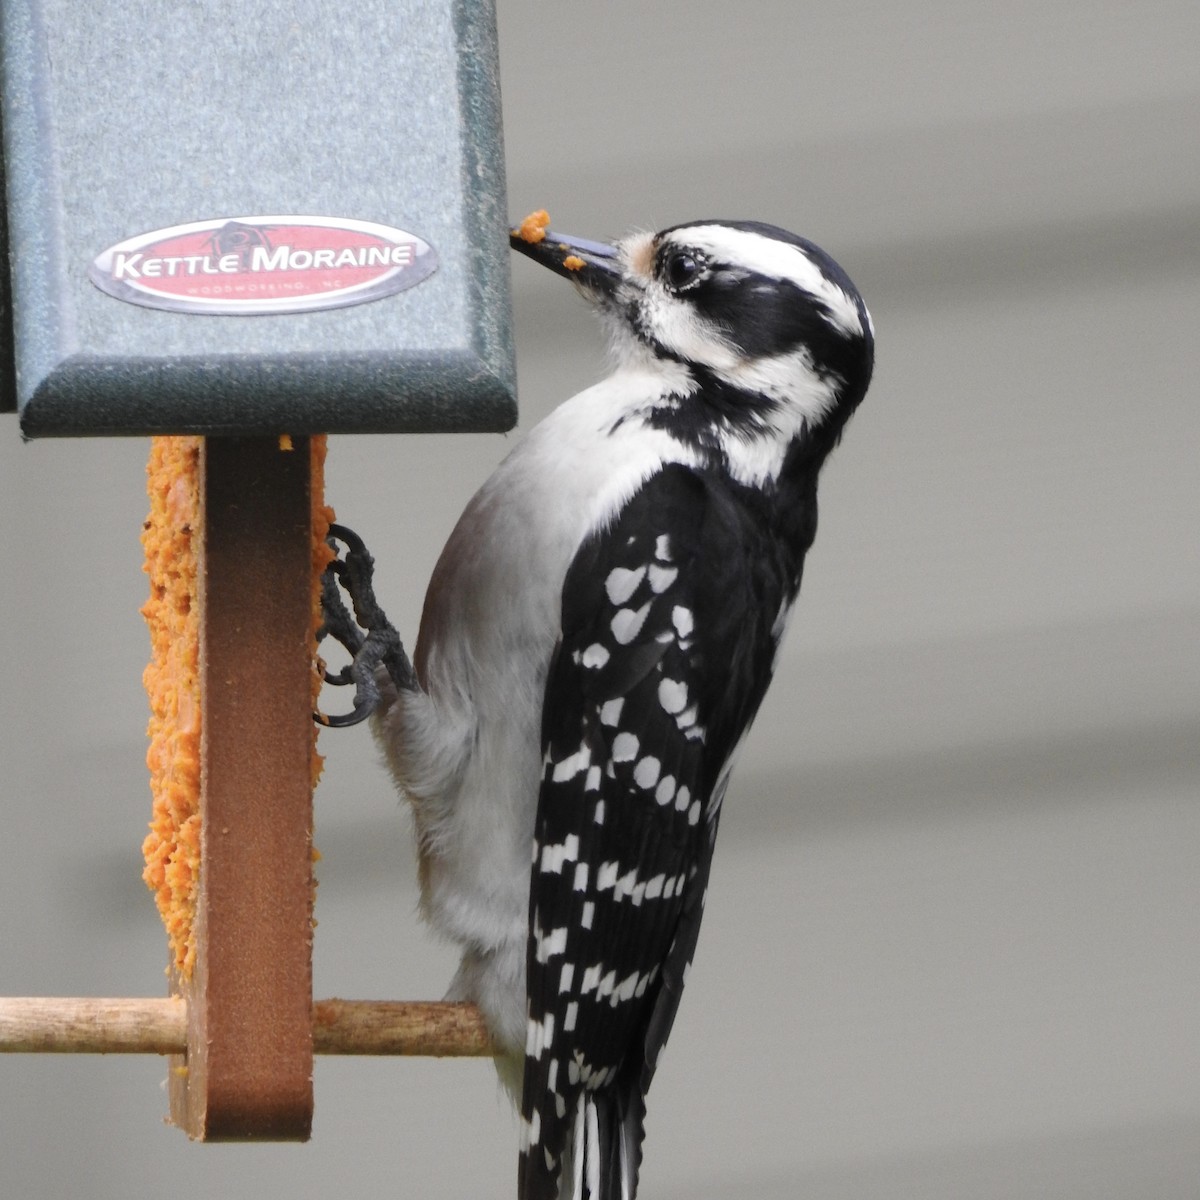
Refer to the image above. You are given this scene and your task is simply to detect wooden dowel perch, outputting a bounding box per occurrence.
[0,997,187,1055]
[314,1000,492,1057]
[0,998,491,1057]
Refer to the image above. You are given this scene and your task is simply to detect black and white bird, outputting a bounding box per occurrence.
[369,217,874,1199]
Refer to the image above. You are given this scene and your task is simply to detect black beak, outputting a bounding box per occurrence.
[509,221,620,297]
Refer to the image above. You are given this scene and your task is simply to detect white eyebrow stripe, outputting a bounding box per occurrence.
[668,225,863,338]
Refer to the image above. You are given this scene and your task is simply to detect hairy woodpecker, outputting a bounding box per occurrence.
[368,218,874,1199]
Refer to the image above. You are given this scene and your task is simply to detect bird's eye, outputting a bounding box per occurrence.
[662,250,704,292]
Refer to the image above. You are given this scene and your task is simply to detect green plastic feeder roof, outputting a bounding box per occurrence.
[0,0,515,437]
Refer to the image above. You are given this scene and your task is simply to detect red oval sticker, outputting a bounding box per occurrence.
[89,215,438,315]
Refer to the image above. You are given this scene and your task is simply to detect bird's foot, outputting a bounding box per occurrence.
[315,523,416,727]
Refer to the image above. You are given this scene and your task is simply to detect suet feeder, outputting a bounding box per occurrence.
[0,0,512,1140]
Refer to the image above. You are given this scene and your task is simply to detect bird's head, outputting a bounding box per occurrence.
[511,218,874,485]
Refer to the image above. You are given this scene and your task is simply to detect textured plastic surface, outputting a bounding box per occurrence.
[0,114,13,414]
[0,0,515,437]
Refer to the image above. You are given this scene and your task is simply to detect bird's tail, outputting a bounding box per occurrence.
[558,1085,646,1200]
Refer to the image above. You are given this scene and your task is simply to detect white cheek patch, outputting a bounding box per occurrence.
[617,230,741,371]
[637,285,740,372]
[723,345,839,425]
[707,345,841,487]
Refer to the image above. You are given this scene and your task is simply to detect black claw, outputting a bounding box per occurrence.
[314,523,417,727]
[319,697,380,728]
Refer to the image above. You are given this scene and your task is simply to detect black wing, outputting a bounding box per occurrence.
[518,463,797,1199]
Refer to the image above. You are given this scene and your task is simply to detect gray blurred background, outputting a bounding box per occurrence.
[2,2,1198,1196]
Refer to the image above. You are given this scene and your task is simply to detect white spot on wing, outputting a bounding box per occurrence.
[605,565,646,605]
[611,600,652,644]
[648,563,678,593]
[534,925,568,963]
[658,678,688,714]
[540,835,580,872]
[582,643,609,668]
[672,606,694,637]
[633,756,661,788]
[610,971,640,1005]
[520,1109,541,1151]
[552,747,591,783]
[612,732,639,762]
[613,868,638,901]
[526,1012,555,1057]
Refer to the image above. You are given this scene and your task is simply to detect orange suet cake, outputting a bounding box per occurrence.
[308,435,336,793]
[141,435,332,976]
[516,209,550,244]
[141,436,203,976]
